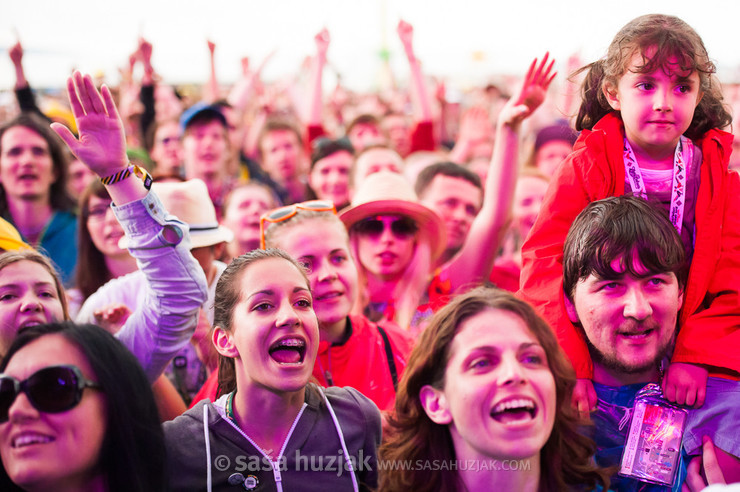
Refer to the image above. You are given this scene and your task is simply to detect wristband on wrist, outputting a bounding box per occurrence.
[100,163,153,190]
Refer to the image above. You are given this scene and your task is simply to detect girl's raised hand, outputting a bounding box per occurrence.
[501,53,556,128]
[51,71,128,177]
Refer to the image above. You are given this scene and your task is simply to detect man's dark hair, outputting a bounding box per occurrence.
[563,195,688,301]
[414,161,482,198]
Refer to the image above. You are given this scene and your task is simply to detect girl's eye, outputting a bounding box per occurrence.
[295,298,312,308]
[38,291,55,299]
[299,259,314,274]
[522,353,545,365]
[331,254,346,265]
[648,277,666,286]
[469,357,494,370]
[0,294,16,301]
[676,85,691,94]
[636,82,654,91]
[253,302,272,311]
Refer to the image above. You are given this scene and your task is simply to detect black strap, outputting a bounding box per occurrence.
[377,324,399,392]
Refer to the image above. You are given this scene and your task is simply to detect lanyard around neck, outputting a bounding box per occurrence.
[623,136,691,234]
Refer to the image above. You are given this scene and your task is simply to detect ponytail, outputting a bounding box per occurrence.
[574,60,614,132]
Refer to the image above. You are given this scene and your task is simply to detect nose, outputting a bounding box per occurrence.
[379,222,395,243]
[653,88,672,112]
[499,353,526,386]
[275,299,300,328]
[623,286,653,320]
[7,391,39,424]
[315,260,337,283]
[20,292,43,313]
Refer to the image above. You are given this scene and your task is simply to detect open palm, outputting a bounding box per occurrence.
[51,71,127,176]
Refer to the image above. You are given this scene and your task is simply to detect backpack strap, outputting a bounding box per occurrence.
[376,324,398,392]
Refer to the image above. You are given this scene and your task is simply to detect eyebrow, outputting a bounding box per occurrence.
[247,286,310,300]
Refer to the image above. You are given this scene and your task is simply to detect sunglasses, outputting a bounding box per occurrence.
[352,216,418,239]
[260,200,337,249]
[0,365,101,423]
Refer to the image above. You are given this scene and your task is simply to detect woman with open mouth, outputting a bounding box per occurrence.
[164,249,381,491]
[379,286,610,492]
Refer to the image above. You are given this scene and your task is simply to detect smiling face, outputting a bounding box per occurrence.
[604,48,703,162]
[0,261,65,356]
[565,254,682,384]
[355,215,416,281]
[0,126,56,203]
[0,334,107,491]
[270,217,357,335]
[422,308,556,462]
[309,151,352,208]
[214,257,319,394]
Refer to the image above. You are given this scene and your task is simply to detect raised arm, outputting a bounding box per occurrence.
[204,39,220,103]
[397,20,432,123]
[306,28,329,129]
[442,54,555,293]
[52,72,207,382]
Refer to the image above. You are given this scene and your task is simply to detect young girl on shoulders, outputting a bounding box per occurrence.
[520,14,740,421]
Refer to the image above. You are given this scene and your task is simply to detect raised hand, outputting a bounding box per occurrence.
[51,71,127,176]
[315,28,330,58]
[500,53,556,128]
[397,19,414,55]
[8,41,23,66]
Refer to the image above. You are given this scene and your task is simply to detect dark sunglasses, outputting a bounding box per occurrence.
[353,216,418,239]
[0,365,101,423]
[260,200,337,249]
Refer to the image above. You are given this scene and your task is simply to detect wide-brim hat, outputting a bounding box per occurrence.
[119,179,234,249]
[339,171,447,260]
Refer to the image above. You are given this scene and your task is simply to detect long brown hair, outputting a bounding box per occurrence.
[574,14,731,137]
[75,180,115,300]
[379,287,609,492]
[0,113,76,216]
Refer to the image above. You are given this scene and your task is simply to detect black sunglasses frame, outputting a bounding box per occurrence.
[352,216,419,239]
[0,364,101,423]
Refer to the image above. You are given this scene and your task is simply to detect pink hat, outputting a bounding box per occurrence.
[339,171,447,260]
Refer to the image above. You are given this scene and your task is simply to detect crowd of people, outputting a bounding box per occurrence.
[0,13,738,492]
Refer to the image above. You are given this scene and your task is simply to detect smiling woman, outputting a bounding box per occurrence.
[0,321,165,492]
[164,248,381,492]
[379,286,610,492]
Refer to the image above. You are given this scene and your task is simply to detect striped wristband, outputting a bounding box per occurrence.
[100,164,152,189]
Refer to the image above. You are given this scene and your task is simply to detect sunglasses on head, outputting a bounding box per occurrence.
[0,365,101,423]
[352,216,418,239]
[260,200,337,249]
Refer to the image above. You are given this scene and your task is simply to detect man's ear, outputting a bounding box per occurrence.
[212,325,239,358]
[603,82,621,111]
[563,290,580,324]
[419,385,452,425]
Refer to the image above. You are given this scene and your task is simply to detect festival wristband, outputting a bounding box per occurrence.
[100,163,153,190]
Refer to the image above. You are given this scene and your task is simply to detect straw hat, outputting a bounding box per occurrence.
[339,171,447,260]
[119,179,234,249]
